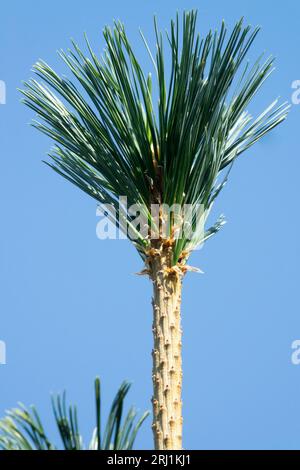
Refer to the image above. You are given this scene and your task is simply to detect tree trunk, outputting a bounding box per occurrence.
[149,246,183,450]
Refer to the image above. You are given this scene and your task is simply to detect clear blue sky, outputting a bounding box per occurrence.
[0,0,299,450]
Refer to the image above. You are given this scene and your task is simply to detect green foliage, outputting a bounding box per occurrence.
[0,378,149,450]
[21,10,289,264]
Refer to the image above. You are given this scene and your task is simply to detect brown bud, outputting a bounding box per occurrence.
[169,417,175,427]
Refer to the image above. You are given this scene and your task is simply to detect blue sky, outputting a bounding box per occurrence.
[0,0,300,450]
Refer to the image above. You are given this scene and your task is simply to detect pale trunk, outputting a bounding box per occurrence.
[149,247,183,450]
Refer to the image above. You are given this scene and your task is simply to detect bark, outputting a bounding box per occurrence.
[148,245,183,450]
